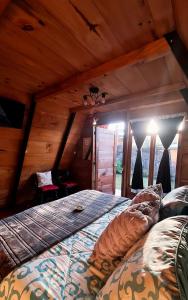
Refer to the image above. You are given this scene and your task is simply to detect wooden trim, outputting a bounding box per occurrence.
[165,31,188,79]
[71,82,186,112]
[175,131,183,188]
[11,95,36,207]
[125,120,132,197]
[113,129,117,195]
[0,0,11,17]
[36,38,170,100]
[91,124,97,189]
[148,135,156,186]
[175,115,186,188]
[93,125,98,190]
[53,112,76,171]
[121,112,128,197]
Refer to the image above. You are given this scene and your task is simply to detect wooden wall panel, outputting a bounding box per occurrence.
[16,100,69,206]
[0,0,175,96]
[60,112,87,169]
[173,0,188,50]
[0,94,29,208]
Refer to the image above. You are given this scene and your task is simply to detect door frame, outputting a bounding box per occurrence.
[95,125,116,194]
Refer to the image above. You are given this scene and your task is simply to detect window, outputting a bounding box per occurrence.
[129,117,183,194]
[169,134,179,189]
[153,135,163,185]
[130,135,151,189]
[142,136,151,187]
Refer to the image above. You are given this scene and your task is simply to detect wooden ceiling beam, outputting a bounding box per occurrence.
[70,82,186,113]
[93,92,185,115]
[0,0,11,16]
[165,31,188,79]
[36,38,170,101]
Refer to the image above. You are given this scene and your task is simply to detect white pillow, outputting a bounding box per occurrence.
[36,171,53,187]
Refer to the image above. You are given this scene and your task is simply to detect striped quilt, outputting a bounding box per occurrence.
[0,190,127,282]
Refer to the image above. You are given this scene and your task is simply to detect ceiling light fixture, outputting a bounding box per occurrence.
[83,86,108,106]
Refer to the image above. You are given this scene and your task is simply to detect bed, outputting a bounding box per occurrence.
[0,188,188,300]
[0,190,130,299]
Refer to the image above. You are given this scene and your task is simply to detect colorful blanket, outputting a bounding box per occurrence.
[0,200,131,299]
[0,190,127,282]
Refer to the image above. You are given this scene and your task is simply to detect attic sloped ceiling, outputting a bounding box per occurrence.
[0,0,188,110]
[0,0,177,102]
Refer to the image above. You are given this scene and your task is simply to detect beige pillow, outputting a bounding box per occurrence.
[89,200,160,278]
[97,216,188,300]
[132,189,161,205]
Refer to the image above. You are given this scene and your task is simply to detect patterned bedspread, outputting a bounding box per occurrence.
[0,199,131,299]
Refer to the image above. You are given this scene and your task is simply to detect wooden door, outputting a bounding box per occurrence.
[95,127,116,194]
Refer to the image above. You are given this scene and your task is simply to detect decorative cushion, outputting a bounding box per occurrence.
[162,186,188,205]
[132,189,160,205]
[97,216,188,300]
[89,200,160,279]
[160,186,188,220]
[148,183,163,196]
[36,171,53,187]
[39,184,59,192]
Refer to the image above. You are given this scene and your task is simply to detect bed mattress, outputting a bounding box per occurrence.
[0,199,131,299]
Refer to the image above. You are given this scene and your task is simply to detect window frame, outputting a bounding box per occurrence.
[125,122,182,198]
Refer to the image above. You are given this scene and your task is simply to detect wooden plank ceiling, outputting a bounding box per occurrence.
[0,0,177,104]
[0,0,188,108]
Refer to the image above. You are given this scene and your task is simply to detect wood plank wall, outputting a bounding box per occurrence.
[60,112,87,170]
[16,99,70,206]
[0,92,29,208]
[69,117,94,190]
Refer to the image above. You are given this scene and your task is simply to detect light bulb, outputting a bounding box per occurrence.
[147,119,158,134]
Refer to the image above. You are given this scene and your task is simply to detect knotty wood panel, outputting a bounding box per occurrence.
[37,38,170,101]
[0,0,175,101]
[55,51,185,111]
[16,100,70,206]
[0,0,11,16]
[146,0,174,37]
[60,112,87,170]
[0,95,29,208]
[173,0,188,50]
